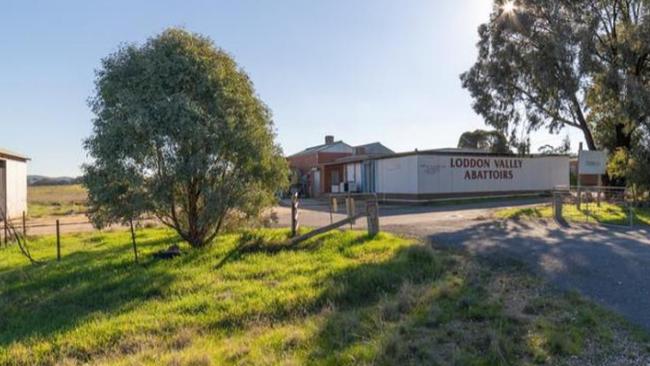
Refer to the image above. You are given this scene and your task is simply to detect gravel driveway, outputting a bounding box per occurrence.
[275,199,650,330]
[428,219,650,331]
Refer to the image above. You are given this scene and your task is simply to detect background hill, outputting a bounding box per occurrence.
[27,175,82,186]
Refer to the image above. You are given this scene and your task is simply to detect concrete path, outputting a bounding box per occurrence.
[275,199,650,330]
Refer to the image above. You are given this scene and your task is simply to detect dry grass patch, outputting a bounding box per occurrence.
[27,184,88,218]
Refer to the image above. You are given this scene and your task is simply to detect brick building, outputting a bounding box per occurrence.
[287,136,393,197]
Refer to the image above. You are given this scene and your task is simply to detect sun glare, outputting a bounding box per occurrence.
[502,0,516,13]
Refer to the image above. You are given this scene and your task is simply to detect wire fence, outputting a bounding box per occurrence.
[0,212,160,247]
[552,186,643,227]
[1,212,90,243]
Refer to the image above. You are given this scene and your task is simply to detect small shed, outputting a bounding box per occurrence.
[0,148,29,219]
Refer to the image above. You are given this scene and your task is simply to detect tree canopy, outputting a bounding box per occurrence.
[457,129,511,153]
[83,28,288,248]
[461,0,650,155]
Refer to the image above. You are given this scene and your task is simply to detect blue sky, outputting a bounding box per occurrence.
[0,0,583,176]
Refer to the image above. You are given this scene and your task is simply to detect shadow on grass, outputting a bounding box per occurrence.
[213,229,380,271]
[205,232,542,364]
[0,234,179,348]
[305,243,533,364]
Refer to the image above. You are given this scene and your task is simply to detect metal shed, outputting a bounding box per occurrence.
[0,148,29,219]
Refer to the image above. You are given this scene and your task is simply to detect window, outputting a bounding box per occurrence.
[331,170,340,185]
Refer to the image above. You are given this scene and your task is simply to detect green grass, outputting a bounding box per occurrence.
[0,228,647,365]
[27,184,88,218]
[496,202,650,226]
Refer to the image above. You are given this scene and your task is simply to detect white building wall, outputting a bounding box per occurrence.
[376,154,569,196]
[375,156,418,194]
[5,159,27,218]
[417,155,569,194]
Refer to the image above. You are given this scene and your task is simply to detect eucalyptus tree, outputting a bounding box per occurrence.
[461,0,650,154]
[457,129,511,153]
[84,28,288,248]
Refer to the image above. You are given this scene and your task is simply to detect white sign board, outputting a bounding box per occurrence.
[375,155,569,195]
[578,150,607,175]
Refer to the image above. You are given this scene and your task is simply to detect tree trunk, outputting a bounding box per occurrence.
[571,96,597,150]
[582,128,597,151]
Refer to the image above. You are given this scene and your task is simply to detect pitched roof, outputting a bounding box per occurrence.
[0,147,29,162]
[288,141,353,158]
[354,142,394,155]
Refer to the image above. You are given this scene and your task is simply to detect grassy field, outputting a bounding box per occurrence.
[495,202,650,226]
[27,185,88,218]
[0,228,648,365]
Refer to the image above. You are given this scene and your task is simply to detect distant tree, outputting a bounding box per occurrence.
[457,129,510,153]
[461,1,650,153]
[83,28,289,248]
[513,137,531,156]
[538,135,571,155]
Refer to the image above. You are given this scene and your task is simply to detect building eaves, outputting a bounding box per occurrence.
[0,148,30,162]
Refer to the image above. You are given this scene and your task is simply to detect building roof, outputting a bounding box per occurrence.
[354,142,394,155]
[427,147,491,154]
[322,153,393,166]
[0,147,29,162]
[370,148,569,161]
[323,147,569,166]
[288,140,353,158]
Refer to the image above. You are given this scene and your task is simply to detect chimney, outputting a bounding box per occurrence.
[325,135,334,145]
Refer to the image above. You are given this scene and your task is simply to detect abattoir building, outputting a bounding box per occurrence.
[0,148,29,219]
[288,137,569,202]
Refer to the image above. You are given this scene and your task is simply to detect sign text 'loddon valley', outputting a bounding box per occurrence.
[450,157,523,180]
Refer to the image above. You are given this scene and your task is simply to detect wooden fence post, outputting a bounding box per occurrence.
[56,219,61,261]
[629,206,634,227]
[291,193,299,238]
[346,198,356,227]
[553,192,563,222]
[3,217,6,247]
[129,219,139,264]
[22,211,26,237]
[366,198,380,237]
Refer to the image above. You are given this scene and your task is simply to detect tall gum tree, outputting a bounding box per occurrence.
[461,0,650,153]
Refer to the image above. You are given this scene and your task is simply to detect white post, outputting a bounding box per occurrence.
[577,143,582,210]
